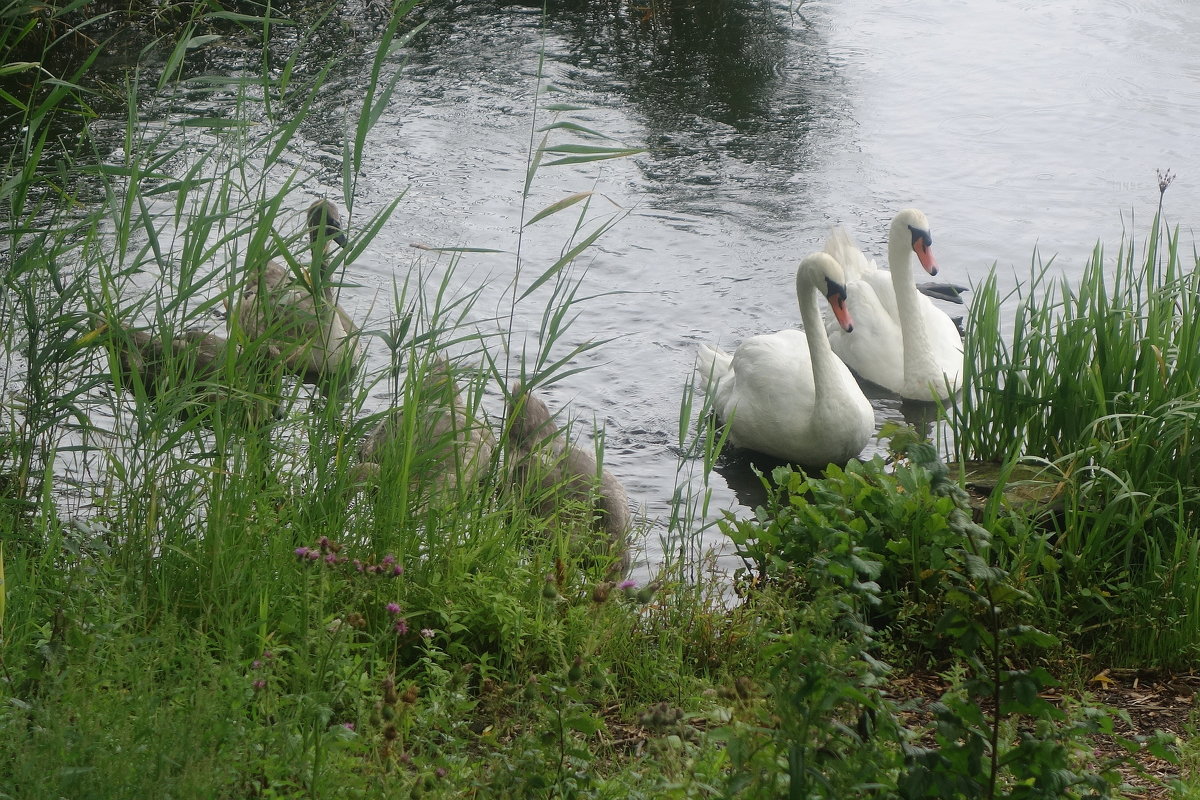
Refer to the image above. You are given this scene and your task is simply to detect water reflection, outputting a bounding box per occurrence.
[547,0,840,220]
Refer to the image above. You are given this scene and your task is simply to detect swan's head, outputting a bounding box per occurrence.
[891,208,938,277]
[307,199,348,249]
[798,252,855,332]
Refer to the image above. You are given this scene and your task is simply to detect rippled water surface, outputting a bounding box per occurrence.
[80,0,1200,577]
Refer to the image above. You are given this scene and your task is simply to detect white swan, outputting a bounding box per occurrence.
[696,251,874,467]
[823,208,963,400]
[235,199,360,395]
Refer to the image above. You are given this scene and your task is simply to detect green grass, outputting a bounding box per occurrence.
[952,204,1200,667]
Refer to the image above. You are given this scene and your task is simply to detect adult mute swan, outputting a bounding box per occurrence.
[235,199,361,396]
[696,252,874,467]
[824,209,963,400]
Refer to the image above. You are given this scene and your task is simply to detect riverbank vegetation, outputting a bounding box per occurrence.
[2,2,1197,798]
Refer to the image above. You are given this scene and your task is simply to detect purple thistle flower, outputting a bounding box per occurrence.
[394,619,409,635]
[617,579,637,590]
[324,552,337,566]
[307,550,320,561]
[342,722,355,731]
[251,659,262,670]
[391,564,404,577]
[252,679,266,690]
[353,559,364,572]
[386,602,402,615]
[263,650,273,660]
[317,535,331,550]
[381,554,396,566]
[294,547,310,559]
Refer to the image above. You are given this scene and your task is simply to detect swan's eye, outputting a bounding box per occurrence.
[908,225,932,250]
[825,278,847,302]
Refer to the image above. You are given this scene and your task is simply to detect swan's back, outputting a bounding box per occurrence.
[824,226,876,282]
[507,385,632,577]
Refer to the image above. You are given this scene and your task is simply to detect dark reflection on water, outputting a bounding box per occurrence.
[549,0,839,221]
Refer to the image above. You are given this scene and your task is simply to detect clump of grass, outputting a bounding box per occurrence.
[953,187,1200,666]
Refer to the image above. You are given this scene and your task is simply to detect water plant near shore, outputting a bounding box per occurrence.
[953,198,1200,667]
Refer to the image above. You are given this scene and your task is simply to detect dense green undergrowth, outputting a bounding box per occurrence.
[2,1,1198,798]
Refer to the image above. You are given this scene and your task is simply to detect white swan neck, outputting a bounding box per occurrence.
[888,232,935,381]
[797,269,840,395]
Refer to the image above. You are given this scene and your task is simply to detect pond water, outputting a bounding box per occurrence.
[61,0,1200,578]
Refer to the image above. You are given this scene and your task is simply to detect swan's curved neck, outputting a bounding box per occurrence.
[888,233,934,380]
[797,272,840,403]
[310,238,338,302]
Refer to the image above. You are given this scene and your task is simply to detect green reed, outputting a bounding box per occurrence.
[0,3,763,796]
[954,210,1200,665]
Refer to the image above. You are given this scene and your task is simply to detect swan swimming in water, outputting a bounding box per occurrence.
[823,208,963,401]
[234,199,361,396]
[506,384,632,578]
[82,322,282,426]
[696,251,874,467]
[356,357,495,497]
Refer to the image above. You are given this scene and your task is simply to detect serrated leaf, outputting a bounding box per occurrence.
[0,62,41,77]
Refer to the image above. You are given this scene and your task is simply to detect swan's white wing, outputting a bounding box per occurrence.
[827,280,906,395]
[696,343,741,422]
[858,268,900,322]
[714,331,818,453]
[918,297,965,394]
[824,227,877,283]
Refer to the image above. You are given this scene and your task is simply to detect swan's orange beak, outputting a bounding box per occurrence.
[827,291,854,333]
[914,237,938,276]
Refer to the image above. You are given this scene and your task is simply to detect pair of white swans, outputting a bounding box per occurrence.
[697,208,964,467]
